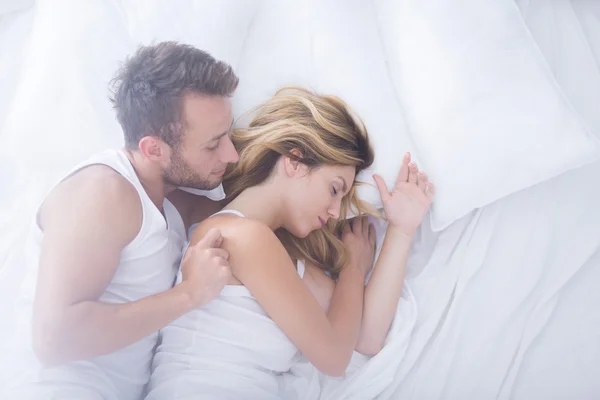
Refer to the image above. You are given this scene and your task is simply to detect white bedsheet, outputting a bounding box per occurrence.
[381,159,600,400]
[1,1,599,399]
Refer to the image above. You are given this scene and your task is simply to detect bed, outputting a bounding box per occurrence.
[1,1,599,399]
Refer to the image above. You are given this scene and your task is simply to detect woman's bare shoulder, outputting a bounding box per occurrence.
[189,215,284,284]
[191,214,288,270]
[190,214,275,246]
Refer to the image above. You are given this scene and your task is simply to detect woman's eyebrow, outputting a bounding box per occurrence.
[337,176,348,192]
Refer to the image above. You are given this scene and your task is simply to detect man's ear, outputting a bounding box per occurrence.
[139,136,170,162]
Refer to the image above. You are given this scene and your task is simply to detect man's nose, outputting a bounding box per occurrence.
[221,137,239,164]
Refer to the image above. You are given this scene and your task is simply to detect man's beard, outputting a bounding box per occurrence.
[163,149,221,190]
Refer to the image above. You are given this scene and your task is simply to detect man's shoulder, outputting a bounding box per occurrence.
[40,164,141,231]
[60,164,139,207]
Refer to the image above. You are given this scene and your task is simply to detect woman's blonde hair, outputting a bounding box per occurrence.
[223,87,374,276]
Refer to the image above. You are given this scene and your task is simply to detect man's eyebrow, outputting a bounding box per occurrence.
[207,120,234,143]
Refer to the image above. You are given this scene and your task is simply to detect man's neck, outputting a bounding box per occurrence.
[124,149,171,211]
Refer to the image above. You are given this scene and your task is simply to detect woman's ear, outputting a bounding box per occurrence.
[283,148,307,177]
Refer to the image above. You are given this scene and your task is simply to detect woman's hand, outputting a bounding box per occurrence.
[342,216,377,279]
[373,152,434,236]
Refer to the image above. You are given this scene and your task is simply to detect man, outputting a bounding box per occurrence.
[6,42,239,399]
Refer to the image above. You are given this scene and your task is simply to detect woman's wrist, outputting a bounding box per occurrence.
[385,225,415,243]
[339,261,367,282]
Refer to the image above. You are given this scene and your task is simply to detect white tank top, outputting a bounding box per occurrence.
[146,209,306,400]
[4,149,187,400]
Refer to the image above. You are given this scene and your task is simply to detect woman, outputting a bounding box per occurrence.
[146,87,433,399]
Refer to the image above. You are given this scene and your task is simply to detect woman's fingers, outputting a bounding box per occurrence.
[408,162,419,185]
[395,152,411,186]
[418,172,428,192]
[373,174,391,203]
[426,182,435,200]
[368,223,376,248]
[343,220,352,235]
[353,215,363,234]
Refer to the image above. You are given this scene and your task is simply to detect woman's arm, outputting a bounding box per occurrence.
[355,152,434,355]
[215,218,372,377]
[355,227,412,355]
[301,228,408,357]
[301,226,414,356]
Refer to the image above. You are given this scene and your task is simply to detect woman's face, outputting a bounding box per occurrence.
[284,163,356,238]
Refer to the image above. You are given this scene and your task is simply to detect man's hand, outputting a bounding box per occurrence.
[179,228,232,308]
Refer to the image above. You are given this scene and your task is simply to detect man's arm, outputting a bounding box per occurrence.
[33,166,200,367]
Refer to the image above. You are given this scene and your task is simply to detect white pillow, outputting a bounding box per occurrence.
[233,0,415,213]
[374,0,600,231]
[0,0,34,15]
[517,0,600,139]
[123,0,260,69]
[232,1,316,116]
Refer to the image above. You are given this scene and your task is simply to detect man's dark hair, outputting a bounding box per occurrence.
[109,41,239,149]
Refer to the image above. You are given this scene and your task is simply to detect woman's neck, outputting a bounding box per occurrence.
[225,183,285,231]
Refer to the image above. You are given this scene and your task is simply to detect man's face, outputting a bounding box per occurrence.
[163,94,239,190]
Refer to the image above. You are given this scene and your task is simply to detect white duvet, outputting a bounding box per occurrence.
[1,1,600,399]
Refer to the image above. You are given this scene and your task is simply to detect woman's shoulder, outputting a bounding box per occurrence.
[190,213,282,253]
